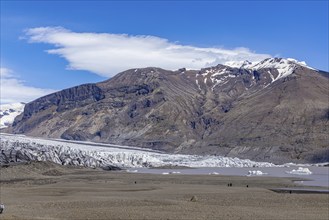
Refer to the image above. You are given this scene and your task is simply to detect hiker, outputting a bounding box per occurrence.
[0,204,4,214]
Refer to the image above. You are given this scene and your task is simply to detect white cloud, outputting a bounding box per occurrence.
[0,67,56,104]
[24,26,272,77]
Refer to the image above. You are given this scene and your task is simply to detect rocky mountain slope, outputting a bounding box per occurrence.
[7,58,329,163]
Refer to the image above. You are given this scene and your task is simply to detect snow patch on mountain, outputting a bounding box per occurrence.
[224,60,255,68]
[0,103,25,129]
[202,58,316,91]
[0,133,277,168]
[249,58,296,82]
[225,58,316,82]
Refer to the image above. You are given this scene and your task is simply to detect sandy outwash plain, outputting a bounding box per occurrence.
[0,161,328,220]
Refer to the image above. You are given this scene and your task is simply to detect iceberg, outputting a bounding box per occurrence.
[247,170,268,176]
[286,167,312,175]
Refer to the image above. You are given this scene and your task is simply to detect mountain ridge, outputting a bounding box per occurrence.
[6,58,329,164]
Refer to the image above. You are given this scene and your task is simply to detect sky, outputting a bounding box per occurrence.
[1,1,328,104]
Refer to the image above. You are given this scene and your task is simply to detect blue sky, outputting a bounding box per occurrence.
[1,1,328,103]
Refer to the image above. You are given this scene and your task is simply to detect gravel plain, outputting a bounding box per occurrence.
[0,161,328,220]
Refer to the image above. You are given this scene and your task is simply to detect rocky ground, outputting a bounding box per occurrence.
[0,161,328,220]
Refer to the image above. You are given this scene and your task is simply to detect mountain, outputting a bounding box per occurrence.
[0,102,25,129]
[7,58,329,164]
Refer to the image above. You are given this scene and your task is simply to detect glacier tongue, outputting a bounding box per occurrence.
[0,134,276,168]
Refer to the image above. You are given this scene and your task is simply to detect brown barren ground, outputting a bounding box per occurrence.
[0,162,328,220]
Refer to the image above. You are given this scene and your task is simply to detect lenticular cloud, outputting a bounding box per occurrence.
[0,67,55,103]
[24,26,271,77]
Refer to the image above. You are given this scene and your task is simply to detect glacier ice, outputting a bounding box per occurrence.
[0,103,25,129]
[286,167,312,175]
[247,170,268,176]
[0,133,276,168]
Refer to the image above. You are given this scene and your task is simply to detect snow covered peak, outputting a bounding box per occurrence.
[251,58,294,68]
[286,58,307,66]
[248,58,298,81]
[224,60,255,68]
[225,58,314,71]
[224,58,316,82]
[0,102,25,129]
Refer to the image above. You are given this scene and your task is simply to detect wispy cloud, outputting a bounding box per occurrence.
[24,26,272,77]
[0,67,56,104]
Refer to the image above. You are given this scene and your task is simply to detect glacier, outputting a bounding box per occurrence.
[0,102,25,129]
[0,133,276,168]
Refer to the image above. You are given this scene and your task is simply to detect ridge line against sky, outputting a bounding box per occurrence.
[1,1,328,104]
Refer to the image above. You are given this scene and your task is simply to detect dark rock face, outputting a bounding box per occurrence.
[12,84,105,133]
[8,59,329,164]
